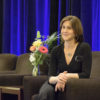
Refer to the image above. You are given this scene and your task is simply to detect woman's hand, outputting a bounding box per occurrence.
[57,71,68,84]
[49,71,67,85]
[55,72,79,92]
[55,82,66,92]
[55,71,68,92]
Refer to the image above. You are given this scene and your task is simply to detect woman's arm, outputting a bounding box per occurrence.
[65,73,79,79]
[48,46,59,84]
[78,43,92,78]
[49,76,58,84]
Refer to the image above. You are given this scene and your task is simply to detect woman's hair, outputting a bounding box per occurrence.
[60,15,84,43]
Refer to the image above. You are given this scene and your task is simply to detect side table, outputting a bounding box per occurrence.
[0,86,23,100]
[0,88,1,100]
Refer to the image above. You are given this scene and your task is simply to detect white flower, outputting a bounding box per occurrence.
[29,53,36,63]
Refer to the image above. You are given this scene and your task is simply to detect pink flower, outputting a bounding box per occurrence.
[29,46,36,52]
[39,46,48,54]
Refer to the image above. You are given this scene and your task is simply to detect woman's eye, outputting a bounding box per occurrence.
[67,26,72,29]
[62,26,65,29]
[62,26,72,30]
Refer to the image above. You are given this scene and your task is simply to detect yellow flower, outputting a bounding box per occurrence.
[32,39,42,47]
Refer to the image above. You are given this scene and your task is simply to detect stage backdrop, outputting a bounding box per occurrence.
[0,0,100,55]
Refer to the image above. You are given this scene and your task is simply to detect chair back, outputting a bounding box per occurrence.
[90,52,100,79]
[0,54,17,71]
[16,53,33,75]
[16,53,50,75]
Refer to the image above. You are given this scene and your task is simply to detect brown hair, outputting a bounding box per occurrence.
[60,15,84,42]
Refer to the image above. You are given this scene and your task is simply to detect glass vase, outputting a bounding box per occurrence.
[32,66,38,76]
[32,65,40,76]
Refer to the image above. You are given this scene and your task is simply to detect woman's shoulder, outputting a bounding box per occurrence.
[51,44,63,54]
[52,43,63,50]
[79,42,91,49]
[79,42,91,54]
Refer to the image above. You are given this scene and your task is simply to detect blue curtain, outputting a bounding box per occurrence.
[2,0,70,55]
[71,0,100,51]
[71,0,92,46]
[2,0,51,55]
[0,0,3,53]
[92,0,100,51]
[1,0,100,55]
[3,0,30,55]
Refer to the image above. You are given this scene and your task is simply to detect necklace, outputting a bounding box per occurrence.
[67,53,72,57]
[64,48,73,57]
[64,42,79,57]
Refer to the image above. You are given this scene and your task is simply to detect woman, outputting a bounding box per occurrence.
[34,15,92,100]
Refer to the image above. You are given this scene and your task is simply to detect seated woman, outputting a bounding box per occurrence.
[34,15,92,100]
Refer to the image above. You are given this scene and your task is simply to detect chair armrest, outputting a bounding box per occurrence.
[23,75,48,100]
[66,79,100,100]
[0,74,24,86]
[0,71,16,74]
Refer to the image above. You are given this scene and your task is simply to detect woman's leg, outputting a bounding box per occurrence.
[38,81,55,100]
[32,94,39,100]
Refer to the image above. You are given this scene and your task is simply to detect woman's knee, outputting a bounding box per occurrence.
[40,83,55,95]
[39,82,55,99]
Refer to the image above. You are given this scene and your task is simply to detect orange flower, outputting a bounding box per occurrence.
[39,46,48,54]
[30,46,36,52]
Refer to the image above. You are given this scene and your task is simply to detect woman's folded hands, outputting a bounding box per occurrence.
[55,71,68,92]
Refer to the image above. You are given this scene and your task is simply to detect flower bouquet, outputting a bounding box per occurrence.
[29,31,58,76]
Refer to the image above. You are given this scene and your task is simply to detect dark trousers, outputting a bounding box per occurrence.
[33,81,66,100]
[38,81,56,100]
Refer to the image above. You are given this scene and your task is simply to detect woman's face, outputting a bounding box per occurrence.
[61,21,75,42]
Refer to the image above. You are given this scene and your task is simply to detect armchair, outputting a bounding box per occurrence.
[23,52,100,100]
[0,53,33,86]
